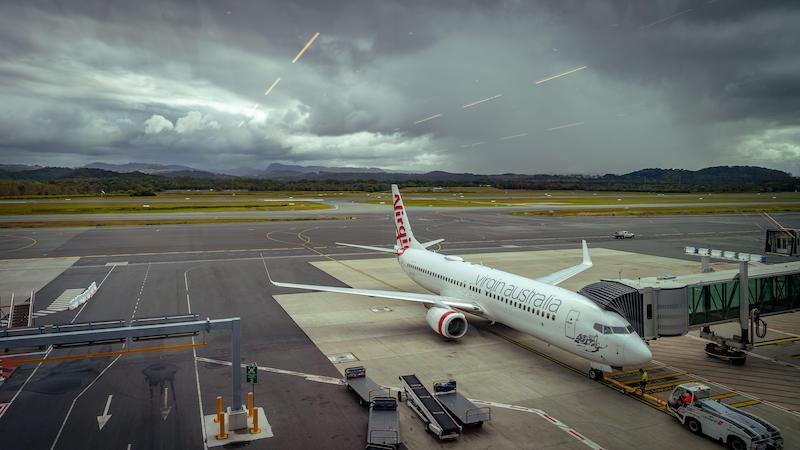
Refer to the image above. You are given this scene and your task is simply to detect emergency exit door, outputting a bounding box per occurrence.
[565,310,579,339]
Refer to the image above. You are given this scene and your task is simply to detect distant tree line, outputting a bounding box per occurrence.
[0,165,797,196]
[0,177,797,197]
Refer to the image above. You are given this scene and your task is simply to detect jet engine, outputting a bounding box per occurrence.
[426,306,468,339]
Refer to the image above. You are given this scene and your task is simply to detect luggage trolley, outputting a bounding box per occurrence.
[344,366,401,449]
[432,379,491,427]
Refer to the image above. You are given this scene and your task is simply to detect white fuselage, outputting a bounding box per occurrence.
[398,248,652,368]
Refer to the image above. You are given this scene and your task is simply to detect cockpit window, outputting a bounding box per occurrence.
[593,323,603,333]
[612,326,628,334]
[626,325,635,334]
[603,326,612,335]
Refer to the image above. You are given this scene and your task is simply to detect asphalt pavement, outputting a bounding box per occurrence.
[0,210,798,449]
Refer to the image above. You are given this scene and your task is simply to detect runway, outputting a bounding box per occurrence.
[0,210,798,449]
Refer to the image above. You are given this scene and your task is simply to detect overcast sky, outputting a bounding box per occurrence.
[1,0,798,175]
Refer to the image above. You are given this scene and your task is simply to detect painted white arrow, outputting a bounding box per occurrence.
[160,386,171,421]
[97,395,113,430]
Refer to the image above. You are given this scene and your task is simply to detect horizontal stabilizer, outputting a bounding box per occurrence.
[419,238,444,249]
[335,242,397,254]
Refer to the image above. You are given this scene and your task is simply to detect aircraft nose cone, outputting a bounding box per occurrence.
[625,339,653,366]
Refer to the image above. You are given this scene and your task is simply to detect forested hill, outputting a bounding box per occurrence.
[0,164,796,196]
[604,166,792,183]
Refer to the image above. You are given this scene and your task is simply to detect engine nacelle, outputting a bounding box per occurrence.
[426,307,468,339]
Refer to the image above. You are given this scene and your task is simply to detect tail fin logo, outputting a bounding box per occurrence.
[394,194,410,255]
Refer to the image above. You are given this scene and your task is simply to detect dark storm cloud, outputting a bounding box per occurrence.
[0,0,798,174]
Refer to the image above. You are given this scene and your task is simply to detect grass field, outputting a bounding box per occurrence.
[0,216,353,228]
[0,201,330,215]
[362,194,800,207]
[509,205,800,217]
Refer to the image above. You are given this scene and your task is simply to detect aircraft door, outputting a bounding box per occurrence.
[565,310,579,339]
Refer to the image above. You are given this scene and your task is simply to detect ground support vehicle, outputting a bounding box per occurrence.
[667,383,783,450]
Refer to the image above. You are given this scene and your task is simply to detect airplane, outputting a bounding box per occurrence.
[266,185,652,379]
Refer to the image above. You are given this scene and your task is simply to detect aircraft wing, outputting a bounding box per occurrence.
[265,267,482,313]
[270,280,483,313]
[535,240,593,286]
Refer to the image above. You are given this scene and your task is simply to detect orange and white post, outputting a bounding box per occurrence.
[216,396,227,440]
[251,406,260,434]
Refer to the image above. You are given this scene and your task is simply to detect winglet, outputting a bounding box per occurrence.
[582,240,592,267]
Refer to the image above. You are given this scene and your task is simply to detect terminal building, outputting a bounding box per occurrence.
[580,261,800,341]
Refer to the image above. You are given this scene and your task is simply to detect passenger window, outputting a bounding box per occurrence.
[546,313,550,319]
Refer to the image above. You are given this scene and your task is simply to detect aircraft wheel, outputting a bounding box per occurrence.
[588,368,603,381]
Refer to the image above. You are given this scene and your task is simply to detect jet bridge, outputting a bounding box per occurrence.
[579,261,800,343]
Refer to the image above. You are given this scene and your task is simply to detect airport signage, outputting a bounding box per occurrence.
[246,363,258,384]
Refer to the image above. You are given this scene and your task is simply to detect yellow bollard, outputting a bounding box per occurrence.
[214,396,222,423]
[251,407,260,434]
[247,392,254,417]
[217,412,228,440]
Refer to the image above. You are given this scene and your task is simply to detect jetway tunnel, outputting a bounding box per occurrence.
[579,261,800,342]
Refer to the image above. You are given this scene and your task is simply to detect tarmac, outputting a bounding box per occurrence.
[0,209,798,449]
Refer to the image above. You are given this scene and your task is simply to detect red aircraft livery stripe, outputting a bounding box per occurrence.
[438,311,456,335]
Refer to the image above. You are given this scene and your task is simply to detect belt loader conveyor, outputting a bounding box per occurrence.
[399,374,461,440]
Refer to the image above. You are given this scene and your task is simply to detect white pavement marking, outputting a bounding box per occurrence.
[468,399,605,450]
[96,394,113,430]
[184,269,209,450]
[51,263,141,448]
[130,264,151,320]
[35,288,83,316]
[196,357,345,385]
[195,357,603,449]
[653,359,800,418]
[50,355,122,449]
[768,327,800,339]
[0,264,116,422]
